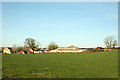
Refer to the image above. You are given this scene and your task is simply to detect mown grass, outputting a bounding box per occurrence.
[2,50,118,78]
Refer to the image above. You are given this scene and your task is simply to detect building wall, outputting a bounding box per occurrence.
[50,48,86,53]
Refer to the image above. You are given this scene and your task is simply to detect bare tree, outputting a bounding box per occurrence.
[24,38,40,49]
[112,40,117,48]
[36,42,40,48]
[23,44,29,51]
[17,46,23,52]
[104,36,117,48]
[12,44,18,53]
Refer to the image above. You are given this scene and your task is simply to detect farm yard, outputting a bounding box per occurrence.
[2,50,118,78]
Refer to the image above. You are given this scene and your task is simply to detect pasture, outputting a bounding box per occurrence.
[2,50,118,78]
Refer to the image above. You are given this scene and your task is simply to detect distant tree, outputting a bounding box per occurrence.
[104,36,117,48]
[24,38,40,49]
[36,42,40,48]
[17,46,23,52]
[112,40,117,48]
[12,44,18,53]
[22,44,29,51]
[48,42,58,50]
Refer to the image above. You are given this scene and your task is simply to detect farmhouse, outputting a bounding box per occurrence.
[3,48,11,54]
[50,45,86,53]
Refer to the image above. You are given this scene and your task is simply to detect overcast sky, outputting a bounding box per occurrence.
[2,2,118,48]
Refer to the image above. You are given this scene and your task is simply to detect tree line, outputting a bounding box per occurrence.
[11,35,117,53]
[11,38,58,53]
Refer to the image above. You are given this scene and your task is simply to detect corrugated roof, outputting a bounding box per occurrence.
[67,45,78,48]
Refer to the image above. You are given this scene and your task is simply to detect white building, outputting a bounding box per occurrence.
[50,45,86,53]
[3,48,11,54]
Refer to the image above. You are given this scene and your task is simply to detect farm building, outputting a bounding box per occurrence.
[34,48,50,53]
[96,47,104,51]
[104,49,112,51]
[3,48,11,54]
[50,45,86,53]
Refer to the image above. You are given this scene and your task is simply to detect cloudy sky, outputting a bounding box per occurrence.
[2,2,118,48]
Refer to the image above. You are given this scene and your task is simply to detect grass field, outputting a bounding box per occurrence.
[2,50,118,78]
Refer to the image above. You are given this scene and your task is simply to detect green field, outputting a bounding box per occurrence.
[2,50,118,78]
